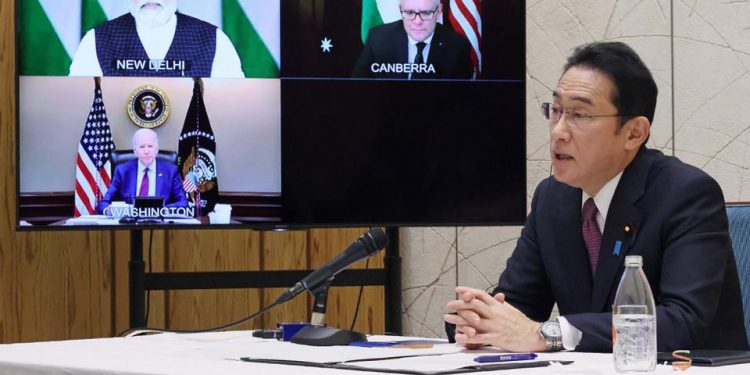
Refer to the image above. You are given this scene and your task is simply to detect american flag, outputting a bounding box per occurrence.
[448,0,482,77]
[74,79,116,216]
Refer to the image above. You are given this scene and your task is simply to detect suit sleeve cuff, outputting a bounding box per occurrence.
[557,316,582,351]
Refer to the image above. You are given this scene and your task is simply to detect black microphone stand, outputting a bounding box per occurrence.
[290,277,367,346]
[310,277,333,326]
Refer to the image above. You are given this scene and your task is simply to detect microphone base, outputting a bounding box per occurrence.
[290,326,367,346]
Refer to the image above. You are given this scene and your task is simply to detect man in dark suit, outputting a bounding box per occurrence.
[97,128,188,214]
[352,0,473,79]
[445,42,749,352]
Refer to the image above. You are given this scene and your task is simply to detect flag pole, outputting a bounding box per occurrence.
[94,77,101,202]
[194,77,202,217]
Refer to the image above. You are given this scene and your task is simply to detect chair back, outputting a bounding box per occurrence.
[727,203,750,341]
[111,149,178,167]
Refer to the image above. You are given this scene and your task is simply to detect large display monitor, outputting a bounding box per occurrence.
[16,0,526,229]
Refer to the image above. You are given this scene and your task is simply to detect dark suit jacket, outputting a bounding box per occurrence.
[495,147,749,352]
[96,159,188,214]
[352,21,473,79]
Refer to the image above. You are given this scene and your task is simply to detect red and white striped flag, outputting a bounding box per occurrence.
[74,78,116,216]
[448,0,482,77]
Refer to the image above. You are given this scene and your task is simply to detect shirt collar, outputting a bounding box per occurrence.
[135,12,177,35]
[135,13,177,59]
[138,161,155,173]
[407,33,435,46]
[581,171,623,224]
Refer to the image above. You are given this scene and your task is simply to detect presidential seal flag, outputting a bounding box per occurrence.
[178,78,218,216]
[74,77,116,216]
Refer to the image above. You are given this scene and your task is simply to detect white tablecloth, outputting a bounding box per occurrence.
[0,331,747,374]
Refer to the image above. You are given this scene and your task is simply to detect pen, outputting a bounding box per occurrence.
[474,353,538,363]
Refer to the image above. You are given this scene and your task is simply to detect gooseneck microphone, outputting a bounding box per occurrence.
[274,227,389,305]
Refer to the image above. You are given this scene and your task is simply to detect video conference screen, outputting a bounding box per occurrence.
[17,0,526,229]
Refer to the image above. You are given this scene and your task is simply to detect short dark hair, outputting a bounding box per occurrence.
[563,42,658,125]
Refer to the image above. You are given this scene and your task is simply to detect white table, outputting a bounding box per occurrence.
[0,331,747,374]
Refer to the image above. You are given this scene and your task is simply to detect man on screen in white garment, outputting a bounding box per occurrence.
[69,0,243,78]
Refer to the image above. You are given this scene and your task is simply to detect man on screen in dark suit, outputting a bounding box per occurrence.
[97,128,188,214]
[352,0,473,79]
[445,42,749,352]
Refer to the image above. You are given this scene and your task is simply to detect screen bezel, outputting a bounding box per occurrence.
[15,0,527,231]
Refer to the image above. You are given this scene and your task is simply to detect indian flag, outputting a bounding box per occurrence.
[19,0,279,78]
[20,0,81,75]
[361,0,402,44]
[222,0,280,78]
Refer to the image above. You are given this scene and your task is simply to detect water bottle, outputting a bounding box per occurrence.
[612,255,657,372]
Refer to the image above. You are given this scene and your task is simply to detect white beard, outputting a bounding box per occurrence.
[129,0,177,28]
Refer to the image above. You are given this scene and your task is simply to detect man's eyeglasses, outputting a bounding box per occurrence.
[541,102,627,129]
[400,7,438,21]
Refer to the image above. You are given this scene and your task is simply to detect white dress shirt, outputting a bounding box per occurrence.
[136,161,156,197]
[557,171,624,350]
[69,14,243,78]
[406,34,434,79]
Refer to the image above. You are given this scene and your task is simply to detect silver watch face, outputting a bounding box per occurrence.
[541,321,561,338]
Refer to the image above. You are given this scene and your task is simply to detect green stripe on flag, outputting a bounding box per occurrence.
[222,0,279,78]
[20,0,71,75]
[81,0,108,36]
[361,0,384,44]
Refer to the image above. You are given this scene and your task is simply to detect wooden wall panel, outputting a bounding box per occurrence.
[309,228,385,334]
[144,230,167,329]
[0,0,17,344]
[165,229,263,330]
[113,230,134,334]
[262,230,310,327]
[8,229,115,341]
[1,0,114,343]
[1,0,387,344]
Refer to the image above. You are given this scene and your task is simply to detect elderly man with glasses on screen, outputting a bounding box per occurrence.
[352,0,473,79]
[69,0,243,78]
[96,128,188,215]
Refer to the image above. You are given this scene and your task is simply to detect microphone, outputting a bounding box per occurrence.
[274,227,389,305]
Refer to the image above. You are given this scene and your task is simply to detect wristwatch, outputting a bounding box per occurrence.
[539,319,563,351]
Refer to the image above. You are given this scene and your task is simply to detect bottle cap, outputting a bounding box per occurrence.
[625,255,642,266]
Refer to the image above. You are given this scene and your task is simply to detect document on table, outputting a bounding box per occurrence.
[64,216,201,225]
[239,339,463,364]
[237,338,574,374]
[241,350,571,374]
[339,352,567,373]
[65,215,111,225]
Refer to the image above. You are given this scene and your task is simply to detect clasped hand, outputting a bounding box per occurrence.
[444,286,547,352]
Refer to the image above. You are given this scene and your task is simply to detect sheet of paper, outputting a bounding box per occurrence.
[231,338,463,364]
[345,352,478,371]
[164,218,202,224]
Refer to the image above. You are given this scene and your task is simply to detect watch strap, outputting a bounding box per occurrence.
[540,320,563,351]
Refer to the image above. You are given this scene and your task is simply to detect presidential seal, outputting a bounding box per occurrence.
[127,85,170,128]
[181,145,217,195]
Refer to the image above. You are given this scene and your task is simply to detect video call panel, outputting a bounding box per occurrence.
[17,0,526,228]
[281,79,527,225]
[282,0,524,80]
